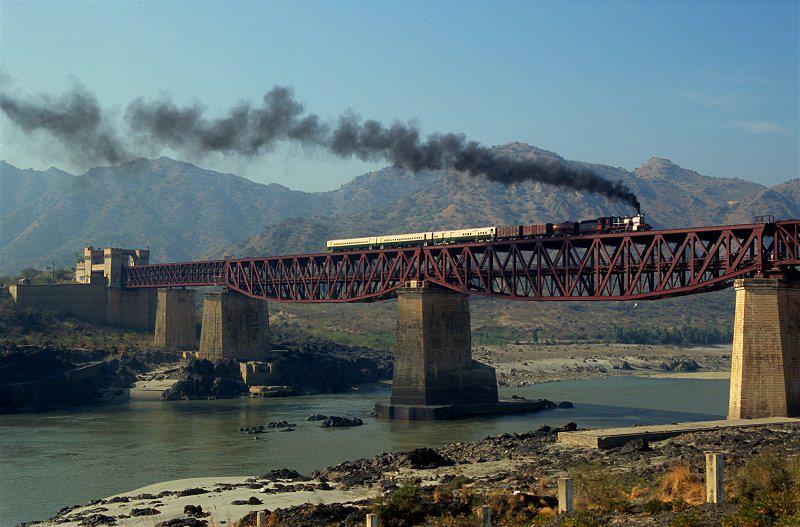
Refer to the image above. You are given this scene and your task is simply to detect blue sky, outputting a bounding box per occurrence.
[1,0,797,190]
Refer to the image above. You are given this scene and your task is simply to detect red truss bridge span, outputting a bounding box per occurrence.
[124,220,800,302]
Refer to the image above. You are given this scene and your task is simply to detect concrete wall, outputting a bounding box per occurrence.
[106,288,157,331]
[198,291,270,361]
[9,284,108,322]
[7,283,156,331]
[391,284,498,407]
[728,278,800,419]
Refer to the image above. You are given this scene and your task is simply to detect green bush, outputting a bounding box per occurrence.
[561,511,608,527]
[669,510,705,527]
[723,490,800,527]
[733,451,795,500]
[643,498,672,515]
[375,484,430,527]
[572,463,634,513]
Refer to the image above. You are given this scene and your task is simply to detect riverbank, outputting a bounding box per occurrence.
[27,419,800,527]
[479,343,731,386]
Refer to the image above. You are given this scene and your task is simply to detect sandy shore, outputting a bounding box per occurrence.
[32,476,379,526]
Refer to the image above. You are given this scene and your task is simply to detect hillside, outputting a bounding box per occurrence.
[2,144,797,274]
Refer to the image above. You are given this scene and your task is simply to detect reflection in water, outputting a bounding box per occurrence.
[0,376,729,525]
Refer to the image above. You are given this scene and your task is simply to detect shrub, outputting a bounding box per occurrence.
[669,510,705,527]
[561,511,608,527]
[572,464,633,513]
[375,484,430,527]
[722,490,800,527]
[732,451,794,500]
[643,498,673,515]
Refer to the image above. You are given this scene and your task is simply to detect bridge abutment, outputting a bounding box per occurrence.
[154,288,197,350]
[198,291,270,361]
[375,282,513,419]
[728,278,800,419]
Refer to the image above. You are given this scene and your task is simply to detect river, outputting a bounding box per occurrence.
[0,376,729,526]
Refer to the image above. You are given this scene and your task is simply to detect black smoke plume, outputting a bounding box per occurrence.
[0,86,128,165]
[1,85,640,211]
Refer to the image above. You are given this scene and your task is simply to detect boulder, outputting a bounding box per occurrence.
[319,416,363,428]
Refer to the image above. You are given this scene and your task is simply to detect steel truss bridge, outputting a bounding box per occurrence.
[124,220,800,302]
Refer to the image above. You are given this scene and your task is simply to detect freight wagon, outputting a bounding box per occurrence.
[326,214,649,252]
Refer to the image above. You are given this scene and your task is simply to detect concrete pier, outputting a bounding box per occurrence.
[198,290,269,361]
[728,278,800,419]
[375,282,543,419]
[154,288,197,350]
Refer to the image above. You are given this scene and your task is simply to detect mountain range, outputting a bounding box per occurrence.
[1,143,798,274]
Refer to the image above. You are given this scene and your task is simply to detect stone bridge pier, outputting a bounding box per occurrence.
[375,282,497,419]
[197,290,270,361]
[154,289,269,360]
[375,281,544,420]
[154,288,197,350]
[728,278,799,419]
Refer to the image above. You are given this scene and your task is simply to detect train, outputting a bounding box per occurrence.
[325,214,650,252]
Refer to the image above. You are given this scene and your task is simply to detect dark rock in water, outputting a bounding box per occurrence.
[260,468,308,481]
[319,416,363,428]
[306,414,329,421]
[395,447,454,469]
[267,420,296,428]
[557,401,574,408]
[162,359,247,401]
[183,504,210,517]
[155,518,208,527]
[79,514,117,526]
[556,421,578,432]
[130,508,160,516]
[176,487,208,497]
[239,425,266,434]
[231,496,263,505]
[535,425,552,434]
[619,438,652,453]
[511,394,526,400]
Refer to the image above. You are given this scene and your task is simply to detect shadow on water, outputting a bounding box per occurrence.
[0,375,729,525]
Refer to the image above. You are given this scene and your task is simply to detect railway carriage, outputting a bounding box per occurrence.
[326,214,649,252]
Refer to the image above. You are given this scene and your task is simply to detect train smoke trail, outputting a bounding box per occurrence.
[1,85,640,211]
[0,86,129,165]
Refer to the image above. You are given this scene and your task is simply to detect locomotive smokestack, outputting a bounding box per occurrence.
[1,84,641,210]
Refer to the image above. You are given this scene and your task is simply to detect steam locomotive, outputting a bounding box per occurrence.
[326,214,650,252]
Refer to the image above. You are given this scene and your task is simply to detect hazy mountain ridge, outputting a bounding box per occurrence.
[218,145,799,258]
[1,144,797,272]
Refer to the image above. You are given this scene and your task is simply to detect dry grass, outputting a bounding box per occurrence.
[659,465,705,505]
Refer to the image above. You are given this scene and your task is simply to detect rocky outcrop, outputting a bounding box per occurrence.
[660,357,701,372]
[243,346,392,395]
[161,359,247,400]
[0,346,148,413]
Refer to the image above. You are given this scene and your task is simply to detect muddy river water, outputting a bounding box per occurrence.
[0,376,729,525]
